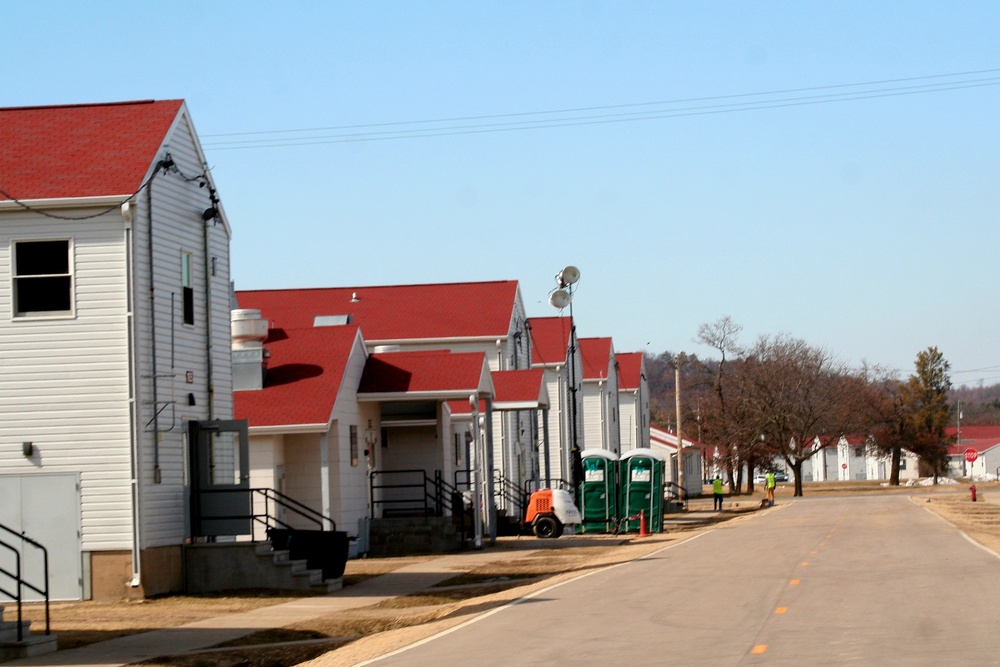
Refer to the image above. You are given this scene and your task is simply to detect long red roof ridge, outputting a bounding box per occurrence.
[0,99,163,113]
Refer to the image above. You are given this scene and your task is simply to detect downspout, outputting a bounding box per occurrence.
[146,183,162,481]
[123,202,143,589]
[203,187,218,419]
[495,340,507,505]
[598,378,606,449]
[614,367,622,455]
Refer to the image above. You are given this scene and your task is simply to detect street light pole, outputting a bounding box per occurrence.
[549,266,581,490]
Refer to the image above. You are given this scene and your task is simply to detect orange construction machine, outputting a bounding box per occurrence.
[524,488,582,538]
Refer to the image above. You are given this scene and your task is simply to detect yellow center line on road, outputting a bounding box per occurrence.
[800,562,809,566]
[752,645,768,654]
[775,607,787,614]
[790,579,800,585]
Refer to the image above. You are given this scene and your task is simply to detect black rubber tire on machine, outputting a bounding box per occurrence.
[533,515,562,538]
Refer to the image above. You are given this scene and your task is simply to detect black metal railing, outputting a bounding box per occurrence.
[195,487,337,539]
[251,487,337,533]
[523,477,572,495]
[665,481,688,502]
[0,523,50,642]
[369,469,466,519]
[493,471,528,519]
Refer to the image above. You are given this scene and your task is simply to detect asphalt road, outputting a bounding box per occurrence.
[361,495,1000,666]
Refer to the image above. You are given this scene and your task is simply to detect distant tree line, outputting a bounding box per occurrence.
[644,317,994,496]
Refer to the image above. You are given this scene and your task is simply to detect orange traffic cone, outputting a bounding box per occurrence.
[638,510,650,537]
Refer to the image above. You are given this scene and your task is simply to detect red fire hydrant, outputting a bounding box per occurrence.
[970,484,978,502]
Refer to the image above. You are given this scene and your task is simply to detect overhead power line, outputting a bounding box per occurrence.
[200,68,1000,150]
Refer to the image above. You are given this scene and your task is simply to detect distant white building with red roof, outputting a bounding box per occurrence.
[578,336,621,454]
[527,315,583,488]
[0,100,235,600]
[234,280,538,543]
[616,351,650,452]
[946,425,1000,479]
[650,426,705,499]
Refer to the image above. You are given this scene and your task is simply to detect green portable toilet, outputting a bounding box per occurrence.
[619,448,666,533]
[578,449,619,533]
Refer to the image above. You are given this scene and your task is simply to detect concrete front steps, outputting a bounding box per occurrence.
[368,516,465,557]
[0,605,58,660]
[184,542,343,594]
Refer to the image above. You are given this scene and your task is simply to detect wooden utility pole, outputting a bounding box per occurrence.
[676,364,683,503]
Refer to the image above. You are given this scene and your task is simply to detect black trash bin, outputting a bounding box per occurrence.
[268,528,349,580]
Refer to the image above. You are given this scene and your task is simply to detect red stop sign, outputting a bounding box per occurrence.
[964,448,978,463]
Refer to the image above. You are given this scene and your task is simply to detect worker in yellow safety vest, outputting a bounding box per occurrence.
[765,471,776,507]
[712,476,724,511]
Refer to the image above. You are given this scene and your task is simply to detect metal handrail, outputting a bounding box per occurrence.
[253,487,336,532]
[0,523,50,640]
[523,477,571,495]
[369,469,467,519]
[492,471,527,518]
[196,487,338,538]
[665,481,689,501]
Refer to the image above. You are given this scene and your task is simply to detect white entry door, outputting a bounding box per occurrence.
[0,474,82,601]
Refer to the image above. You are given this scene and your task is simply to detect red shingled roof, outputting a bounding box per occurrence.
[651,425,706,450]
[237,282,519,342]
[234,325,362,429]
[447,369,547,414]
[359,350,491,395]
[0,99,184,200]
[492,369,547,408]
[527,316,573,367]
[616,352,644,390]
[947,425,1000,442]
[578,337,613,381]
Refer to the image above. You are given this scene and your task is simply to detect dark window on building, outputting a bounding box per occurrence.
[182,252,194,325]
[14,240,72,315]
[350,425,359,467]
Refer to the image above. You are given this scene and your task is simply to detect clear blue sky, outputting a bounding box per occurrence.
[4,2,999,386]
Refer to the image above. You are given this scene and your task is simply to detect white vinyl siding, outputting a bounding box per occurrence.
[581,347,620,455]
[620,367,650,453]
[0,210,133,550]
[131,111,234,548]
[329,333,373,530]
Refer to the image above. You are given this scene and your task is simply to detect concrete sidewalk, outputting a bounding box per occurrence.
[7,549,524,667]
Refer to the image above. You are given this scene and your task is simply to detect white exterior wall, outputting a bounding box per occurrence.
[967,446,1000,480]
[581,357,620,454]
[836,438,868,481]
[619,383,649,452]
[537,339,583,483]
[538,366,566,484]
[249,434,285,540]
[582,381,603,451]
[0,208,133,551]
[130,112,234,549]
[281,432,323,528]
[329,335,375,530]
